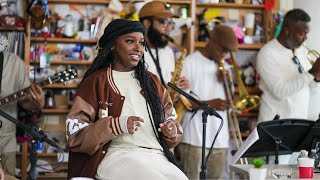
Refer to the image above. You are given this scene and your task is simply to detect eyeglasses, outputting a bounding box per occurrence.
[292,55,305,73]
[153,17,175,27]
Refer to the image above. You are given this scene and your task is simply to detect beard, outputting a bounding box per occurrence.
[147,25,168,48]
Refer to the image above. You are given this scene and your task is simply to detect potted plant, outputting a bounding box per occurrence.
[249,157,267,180]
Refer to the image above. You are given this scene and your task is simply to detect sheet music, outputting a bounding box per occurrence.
[232,127,259,164]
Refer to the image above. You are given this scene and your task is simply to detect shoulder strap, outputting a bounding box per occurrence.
[146,45,166,87]
[0,52,3,93]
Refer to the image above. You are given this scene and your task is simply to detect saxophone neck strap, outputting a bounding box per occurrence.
[146,44,166,87]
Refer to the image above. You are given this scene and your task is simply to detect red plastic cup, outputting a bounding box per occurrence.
[299,166,314,178]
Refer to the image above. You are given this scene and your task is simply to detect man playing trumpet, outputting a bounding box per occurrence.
[257,8,320,123]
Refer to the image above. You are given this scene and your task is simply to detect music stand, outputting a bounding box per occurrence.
[232,119,314,164]
[297,119,320,151]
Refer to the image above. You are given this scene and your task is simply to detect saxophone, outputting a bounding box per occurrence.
[166,35,192,123]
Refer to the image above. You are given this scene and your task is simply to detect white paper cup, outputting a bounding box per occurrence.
[298,158,315,167]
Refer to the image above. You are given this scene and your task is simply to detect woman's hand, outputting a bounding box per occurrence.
[127,116,144,134]
[159,119,177,139]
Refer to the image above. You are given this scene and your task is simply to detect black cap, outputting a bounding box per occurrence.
[98,19,145,48]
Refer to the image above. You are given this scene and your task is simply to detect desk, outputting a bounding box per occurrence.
[230,164,320,179]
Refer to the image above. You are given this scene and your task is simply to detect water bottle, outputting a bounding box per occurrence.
[297,150,308,164]
[309,149,319,169]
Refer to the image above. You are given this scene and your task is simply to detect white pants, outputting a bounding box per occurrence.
[96,147,188,180]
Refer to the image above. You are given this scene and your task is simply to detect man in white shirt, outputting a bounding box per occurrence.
[175,24,238,180]
[257,8,320,123]
[138,1,189,89]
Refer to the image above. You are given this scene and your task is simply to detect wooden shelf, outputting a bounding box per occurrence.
[49,0,191,5]
[236,111,259,118]
[31,60,92,65]
[49,0,109,4]
[30,37,97,44]
[44,82,78,89]
[235,86,262,95]
[197,2,265,9]
[194,41,264,50]
[38,173,67,179]
[0,26,24,31]
[42,109,70,114]
[229,131,251,138]
[17,152,60,157]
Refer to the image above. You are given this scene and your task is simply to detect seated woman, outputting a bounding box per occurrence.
[66,19,187,180]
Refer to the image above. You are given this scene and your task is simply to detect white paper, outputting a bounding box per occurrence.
[232,127,260,164]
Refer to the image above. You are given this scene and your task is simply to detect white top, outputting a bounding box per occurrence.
[109,70,162,151]
[180,51,229,148]
[308,87,320,120]
[256,39,320,122]
[144,46,175,85]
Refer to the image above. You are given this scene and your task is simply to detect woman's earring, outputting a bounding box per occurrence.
[111,47,114,51]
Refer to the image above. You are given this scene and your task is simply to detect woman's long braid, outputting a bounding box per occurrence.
[134,59,180,168]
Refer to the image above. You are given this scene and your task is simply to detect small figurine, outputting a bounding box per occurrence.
[63,14,74,38]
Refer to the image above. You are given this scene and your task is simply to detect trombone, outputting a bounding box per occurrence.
[303,43,320,65]
[218,53,261,165]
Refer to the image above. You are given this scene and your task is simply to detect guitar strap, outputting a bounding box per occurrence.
[0,52,3,93]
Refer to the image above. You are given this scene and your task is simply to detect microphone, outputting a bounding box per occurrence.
[167,82,222,119]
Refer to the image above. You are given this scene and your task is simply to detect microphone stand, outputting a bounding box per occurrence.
[0,109,59,180]
[167,83,223,180]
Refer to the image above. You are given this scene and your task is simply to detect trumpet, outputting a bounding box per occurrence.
[304,44,320,65]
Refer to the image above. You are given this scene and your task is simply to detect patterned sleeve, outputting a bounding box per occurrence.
[66,76,116,155]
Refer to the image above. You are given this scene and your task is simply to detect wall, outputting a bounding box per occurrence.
[294,0,320,51]
[278,0,319,51]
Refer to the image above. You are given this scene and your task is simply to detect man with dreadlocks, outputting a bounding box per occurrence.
[66,19,188,180]
[139,1,189,89]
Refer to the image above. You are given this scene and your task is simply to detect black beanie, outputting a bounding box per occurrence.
[98,19,145,48]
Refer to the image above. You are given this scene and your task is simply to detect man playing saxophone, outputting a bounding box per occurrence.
[139,1,189,90]
[175,24,238,179]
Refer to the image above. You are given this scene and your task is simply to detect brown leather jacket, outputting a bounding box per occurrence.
[66,67,182,179]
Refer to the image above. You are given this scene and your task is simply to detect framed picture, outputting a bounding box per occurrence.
[0,0,23,17]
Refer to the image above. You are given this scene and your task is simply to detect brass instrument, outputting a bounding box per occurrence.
[218,53,261,164]
[230,53,261,111]
[304,44,320,65]
[209,19,260,164]
[166,35,192,123]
